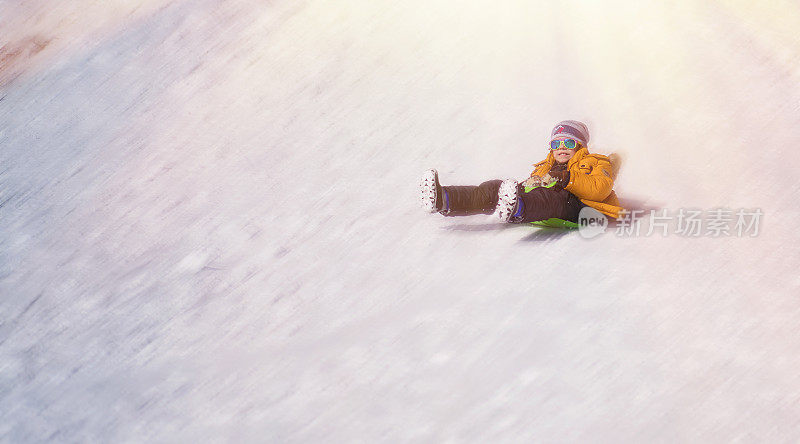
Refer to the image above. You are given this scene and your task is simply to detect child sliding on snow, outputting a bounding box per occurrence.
[420,120,622,225]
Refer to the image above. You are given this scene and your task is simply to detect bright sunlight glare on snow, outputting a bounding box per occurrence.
[2,0,800,442]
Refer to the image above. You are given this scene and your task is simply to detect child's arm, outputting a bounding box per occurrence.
[564,156,615,201]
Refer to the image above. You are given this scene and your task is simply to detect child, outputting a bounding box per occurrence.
[420,120,622,225]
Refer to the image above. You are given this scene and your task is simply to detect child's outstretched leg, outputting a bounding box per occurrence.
[513,186,585,223]
[419,169,503,216]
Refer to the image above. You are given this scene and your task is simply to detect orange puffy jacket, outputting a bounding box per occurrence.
[530,147,623,219]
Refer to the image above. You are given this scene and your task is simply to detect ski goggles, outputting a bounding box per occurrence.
[550,138,578,150]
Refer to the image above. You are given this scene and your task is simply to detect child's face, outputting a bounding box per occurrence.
[551,138,578,164]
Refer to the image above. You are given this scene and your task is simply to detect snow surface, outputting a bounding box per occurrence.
[2,0,800,442]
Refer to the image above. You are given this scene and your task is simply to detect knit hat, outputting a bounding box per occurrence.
[550,120,590,145]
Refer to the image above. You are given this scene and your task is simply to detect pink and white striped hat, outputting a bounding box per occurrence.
[550,120,590,145]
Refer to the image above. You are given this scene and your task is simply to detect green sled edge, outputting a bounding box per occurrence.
[529,218,579,229]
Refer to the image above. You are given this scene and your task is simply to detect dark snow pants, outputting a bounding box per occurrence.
[441,180,586,223]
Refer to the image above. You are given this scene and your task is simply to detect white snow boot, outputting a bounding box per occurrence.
[494,179,521,222]
[419,169,443,213]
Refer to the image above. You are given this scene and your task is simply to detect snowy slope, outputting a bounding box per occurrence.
[2,0,800,442]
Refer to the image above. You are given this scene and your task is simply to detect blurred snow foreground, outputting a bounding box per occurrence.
[2,0,800,441]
